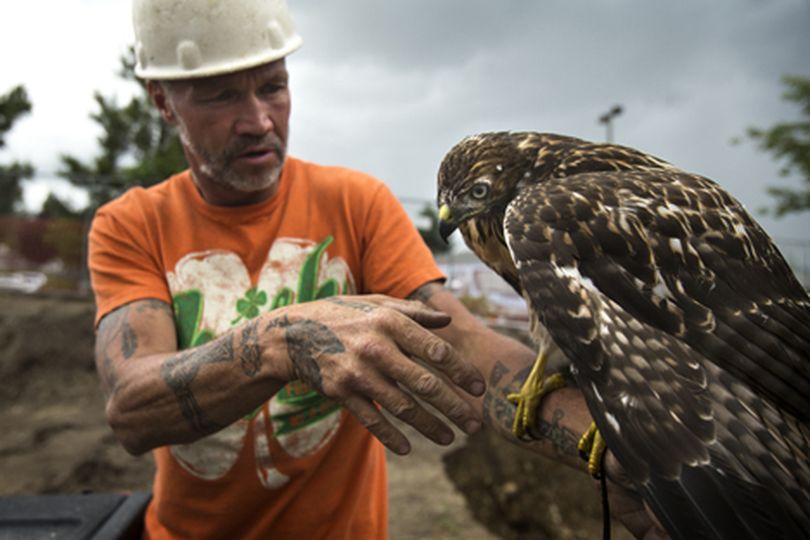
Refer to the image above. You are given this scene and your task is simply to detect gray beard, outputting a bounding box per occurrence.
[178,124,286,194]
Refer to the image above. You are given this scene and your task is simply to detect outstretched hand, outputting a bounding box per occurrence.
[265,294,486,454]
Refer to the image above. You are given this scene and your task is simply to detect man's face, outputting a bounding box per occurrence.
[150,60,291,204]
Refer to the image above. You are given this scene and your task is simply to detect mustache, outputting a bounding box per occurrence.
[222,133,285,163]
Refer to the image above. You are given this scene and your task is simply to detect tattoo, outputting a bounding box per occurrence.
[483,364,530,432]
[100,351,118,399]
[96,306,130,397]
[482,360,511,430]
[239,320,261,377]
[489,360,509,387]
[121,324,137,359]
[325,297,376,313]
[407,281,443,304]
[265,315,346,392]
[531,408,580,457]
[160,334,234,434]
[96,300,174,398]
[483,363,579,457]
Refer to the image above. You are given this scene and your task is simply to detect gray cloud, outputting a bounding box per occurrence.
[288,0,810,246]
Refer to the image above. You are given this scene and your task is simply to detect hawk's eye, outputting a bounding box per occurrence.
[471,184,490,200]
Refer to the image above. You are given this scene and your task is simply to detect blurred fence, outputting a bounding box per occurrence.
[0,215,90,295]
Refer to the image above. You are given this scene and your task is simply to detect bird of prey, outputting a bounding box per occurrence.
[436,132,810,540]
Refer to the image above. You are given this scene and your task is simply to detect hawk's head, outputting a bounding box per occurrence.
[437,132,539,241]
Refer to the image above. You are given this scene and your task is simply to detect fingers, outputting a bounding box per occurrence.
[343,395,412,454]
[348,335,480,438]
[292,295,485,450]
[381,299,452,329]
[354,371,458,448]
[380,349,481,436]
[326,295,485,397]
[388,314,485,398]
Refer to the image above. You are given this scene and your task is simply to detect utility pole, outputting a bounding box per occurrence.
[598,104,623,143]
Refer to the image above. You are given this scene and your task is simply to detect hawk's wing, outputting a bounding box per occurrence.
[504,168,810,539]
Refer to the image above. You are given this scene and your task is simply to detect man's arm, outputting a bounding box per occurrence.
[409,281,669,539]
[95,294,485,456]
[95,299,289,454]
[407,281,589,468]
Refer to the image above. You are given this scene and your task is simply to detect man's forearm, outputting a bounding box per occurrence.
[481,355,591,470]
[97,303,288,455]
[457,323,589,469]
[411,282,591,469]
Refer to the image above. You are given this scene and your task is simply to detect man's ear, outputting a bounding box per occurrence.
[147,80,177,124]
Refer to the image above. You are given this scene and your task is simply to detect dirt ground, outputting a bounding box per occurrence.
[0,291,631,539]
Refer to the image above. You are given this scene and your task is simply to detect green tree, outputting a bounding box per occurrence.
[0,85,34,215]
[59,49,186,209]
[744,75,810,216]
[417,203,452,255]
[39,192,81,219]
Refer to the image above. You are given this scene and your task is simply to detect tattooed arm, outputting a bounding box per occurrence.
[95,298,291,454]
[96,294,485,456]
[407,281,592,469]
[408,281,669,538]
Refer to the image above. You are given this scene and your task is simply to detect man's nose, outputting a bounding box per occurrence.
[234,95,274,135]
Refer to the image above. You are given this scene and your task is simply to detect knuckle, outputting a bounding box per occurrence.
[357,338,387,361]
[320,365,355,398]
[445,402,470,422]
[426,339,451,364]
[413,372,442,397]
[389,397,418,419]
[374,310,395,330]
[358,412,385,434]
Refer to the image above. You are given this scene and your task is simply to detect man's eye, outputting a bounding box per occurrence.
[260,82,285,95]
[204,90,236,102]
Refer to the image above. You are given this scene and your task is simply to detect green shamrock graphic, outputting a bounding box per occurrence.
[231,287,268,325]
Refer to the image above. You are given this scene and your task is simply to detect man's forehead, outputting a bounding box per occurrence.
[173,59,288,90]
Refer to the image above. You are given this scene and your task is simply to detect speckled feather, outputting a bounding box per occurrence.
[437,132,810,540]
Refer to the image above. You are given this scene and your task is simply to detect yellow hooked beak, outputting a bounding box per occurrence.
[438,204,457,242]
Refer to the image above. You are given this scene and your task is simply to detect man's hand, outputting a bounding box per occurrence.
[603,453,670,540]
[96,293,484,455]
[265,294,486,455]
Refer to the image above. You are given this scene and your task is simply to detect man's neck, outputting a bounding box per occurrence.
[190,170,282,207]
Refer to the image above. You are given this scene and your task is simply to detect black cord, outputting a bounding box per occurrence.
[600,453,611,540]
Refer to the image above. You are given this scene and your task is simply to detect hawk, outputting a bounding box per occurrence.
[436,132,810,540]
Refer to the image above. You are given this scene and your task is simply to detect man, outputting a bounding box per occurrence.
[89,0,663,538]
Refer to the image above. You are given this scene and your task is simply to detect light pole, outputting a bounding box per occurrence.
[598,104,623,143]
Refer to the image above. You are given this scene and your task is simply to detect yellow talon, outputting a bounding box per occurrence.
[506,350,567,439]
[578,421,607,478]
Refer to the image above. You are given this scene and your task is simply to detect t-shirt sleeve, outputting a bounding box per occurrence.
[88,202,173,326]
[359,182,446,299]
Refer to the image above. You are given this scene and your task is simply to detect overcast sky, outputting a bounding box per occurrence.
[1,1,809,261]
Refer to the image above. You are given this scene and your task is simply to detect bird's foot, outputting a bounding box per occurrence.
[578,421,607,478]
[506,355,567,439]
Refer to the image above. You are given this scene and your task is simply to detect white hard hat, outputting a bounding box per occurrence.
[132,0,303,80]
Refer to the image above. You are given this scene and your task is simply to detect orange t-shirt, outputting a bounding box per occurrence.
[88,156,445,540]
